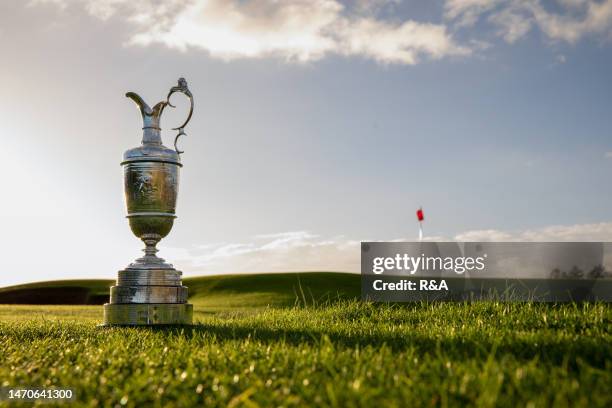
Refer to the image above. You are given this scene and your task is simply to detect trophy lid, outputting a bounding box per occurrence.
[122,144,182,166]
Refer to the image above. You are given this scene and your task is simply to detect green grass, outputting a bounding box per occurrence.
[0,274,610,407]
[187,272,360,311]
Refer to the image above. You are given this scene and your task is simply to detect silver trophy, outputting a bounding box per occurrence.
[102,78,194,325]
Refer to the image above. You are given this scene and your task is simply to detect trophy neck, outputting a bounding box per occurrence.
[126,91,168,146]
[142,126,163,145]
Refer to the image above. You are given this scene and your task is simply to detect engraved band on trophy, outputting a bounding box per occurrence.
[102,78,194,326]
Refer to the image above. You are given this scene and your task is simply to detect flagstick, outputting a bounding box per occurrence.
[418,221,423,241]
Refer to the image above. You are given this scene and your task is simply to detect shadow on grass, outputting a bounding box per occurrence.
[119,320,611,369]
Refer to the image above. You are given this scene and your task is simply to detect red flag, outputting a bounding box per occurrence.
[416,208,424,222]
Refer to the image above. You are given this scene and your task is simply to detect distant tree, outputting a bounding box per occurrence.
[550,268,561,279]
[568,266,583,279]
[588,265,605,279]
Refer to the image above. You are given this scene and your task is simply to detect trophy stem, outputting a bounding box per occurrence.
[126,233,174,269]
[143,233,160,257]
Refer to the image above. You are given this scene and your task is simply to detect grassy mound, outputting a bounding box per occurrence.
[0,272,360,308]
[0,279,112,305]
[186,272,360,310]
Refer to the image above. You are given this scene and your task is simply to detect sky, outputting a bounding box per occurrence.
[1,0,612,286]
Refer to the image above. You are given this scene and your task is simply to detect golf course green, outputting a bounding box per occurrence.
[0,272,610,406]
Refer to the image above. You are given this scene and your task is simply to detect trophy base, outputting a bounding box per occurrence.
[102,303,193,326]
[110,285,188,303]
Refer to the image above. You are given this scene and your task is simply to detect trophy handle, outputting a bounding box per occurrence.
[166,78,194,154]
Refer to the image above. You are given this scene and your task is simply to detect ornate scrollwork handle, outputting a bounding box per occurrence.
[166,78,194,154]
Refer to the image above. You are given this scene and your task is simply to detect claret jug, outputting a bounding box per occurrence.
[102,78,194,326]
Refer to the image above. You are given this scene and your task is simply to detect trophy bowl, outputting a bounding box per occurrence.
[123,158,180,243]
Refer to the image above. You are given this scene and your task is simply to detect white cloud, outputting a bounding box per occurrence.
[605,151,612,158]
[35,0,469,65]
[444,0,501,27]
[129,0,341,62]
[530,0,612,43]
[336,18,469,64]
[487,5,533,43]
[445,0,612,44]
[454,229,514,241]
[455,222,612,241]
[32,0,612,64]
[160,222,612,276]
[161,231,361,275]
